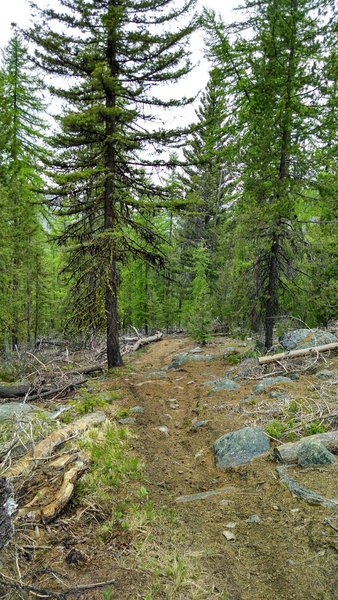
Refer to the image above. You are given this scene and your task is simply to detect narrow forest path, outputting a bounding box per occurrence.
[99,336,337,600]
[2,336,337,600]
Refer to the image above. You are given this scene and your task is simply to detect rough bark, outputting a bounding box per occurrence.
[264,233,279,350]
[104,11,123,369]
[0,384,31,398]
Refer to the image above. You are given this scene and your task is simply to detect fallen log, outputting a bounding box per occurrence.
[0,384,31,398]
[127,332,163,353]
[5,411,106,479]
[274,429,338,464]
[259,342,338,364]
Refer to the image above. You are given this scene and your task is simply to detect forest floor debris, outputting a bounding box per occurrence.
[0,335,337,599]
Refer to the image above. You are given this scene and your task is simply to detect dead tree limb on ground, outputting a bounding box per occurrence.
[259,342,338,364]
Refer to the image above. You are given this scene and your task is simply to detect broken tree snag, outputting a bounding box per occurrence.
[5,412,106,479]
[274,430,338,464]
[258,342,338,364]
[18,452,90,522]
[0,477,17,549]
[128,332,163,353]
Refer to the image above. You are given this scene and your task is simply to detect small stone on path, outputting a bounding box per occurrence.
[175,486,236,503]
[211,377,239,393]
[157,425,169,434]
[223,530,236,541]
[130,406,144,414]
[118,417,136,425]
[245,515,261,524]
[191,420,209,431]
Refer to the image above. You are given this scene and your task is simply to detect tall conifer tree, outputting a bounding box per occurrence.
[180,69,228,254]
[27,0,196,367]
[204,0,336,347]
[0,34,51,350]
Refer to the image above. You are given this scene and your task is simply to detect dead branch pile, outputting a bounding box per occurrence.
[0,332,163,403]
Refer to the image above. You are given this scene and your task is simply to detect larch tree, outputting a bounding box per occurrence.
[27,0,197,368]
[0,34,51,350]
[204,0,337,348]
[180,69,228,255]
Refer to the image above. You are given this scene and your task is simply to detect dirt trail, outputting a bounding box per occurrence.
[119,336,338,600]
[1,336,337,599]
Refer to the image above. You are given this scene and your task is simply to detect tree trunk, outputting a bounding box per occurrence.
[105,259,122,368]
[144,263,149,336]
[264,233,279,349]
[104,9,122,369]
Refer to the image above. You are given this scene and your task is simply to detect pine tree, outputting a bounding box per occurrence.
[27,0,196,367]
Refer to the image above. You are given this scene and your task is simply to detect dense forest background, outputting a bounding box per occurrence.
[0,0,336,364]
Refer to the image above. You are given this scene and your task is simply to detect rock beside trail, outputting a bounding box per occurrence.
[211,377,239,393]
[0,477,17,550]
[316,369,338,380]
[213,427,270,468]
[269,391,290,402]
[279,328,338,351]
[0,402,37,422]
[253,376,292,393]
[130,406,144,414]
[222,347,239,358]
[118,417,136,425]
[297,439,336,467]
[168,353,214,370]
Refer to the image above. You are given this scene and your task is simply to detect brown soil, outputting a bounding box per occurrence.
[1,336,337,599]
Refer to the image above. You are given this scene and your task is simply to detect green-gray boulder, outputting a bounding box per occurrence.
[279,329,337,351]
[0,402,37,422]
[253,376,292,393]
[297,439,336,467]
[211,377,239,393]
[213,427,270,468]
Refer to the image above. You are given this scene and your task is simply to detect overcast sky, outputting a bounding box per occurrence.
[0,1,240,46]
[0,0,240,89]
[0,0,241,133]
